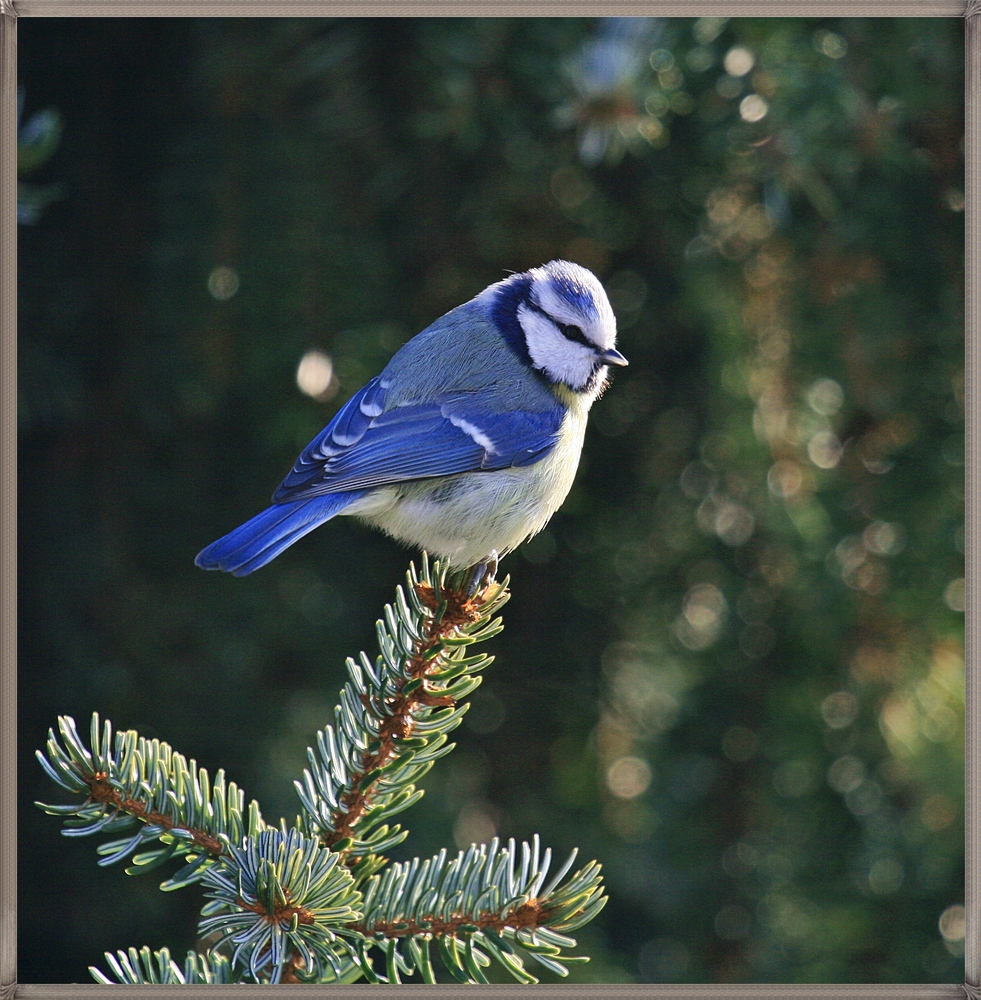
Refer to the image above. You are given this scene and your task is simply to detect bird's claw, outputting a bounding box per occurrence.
[465,550,499,599]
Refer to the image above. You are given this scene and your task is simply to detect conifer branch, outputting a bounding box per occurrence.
[197,828,364,983]
[36,713,267,888]
[39,556,609,985]
[348,835,606,984]
[295,555,508,862]
[89,947,234,985]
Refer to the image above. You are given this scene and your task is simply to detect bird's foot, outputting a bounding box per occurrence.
[465,550,499,599]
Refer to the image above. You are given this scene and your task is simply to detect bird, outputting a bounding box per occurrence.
[194,260,627,584]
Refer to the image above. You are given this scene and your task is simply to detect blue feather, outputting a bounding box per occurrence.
[490,272,535,368]
[540,261,603,320]
[275,378,385,494]
[194,492,368,576]
[195,384,564,574]
[272,389,565,502]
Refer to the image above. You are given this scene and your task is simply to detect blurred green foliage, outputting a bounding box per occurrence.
[17,86,64,224]
[18,17,963,984]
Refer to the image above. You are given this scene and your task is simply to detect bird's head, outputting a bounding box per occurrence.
[487,260,627,396]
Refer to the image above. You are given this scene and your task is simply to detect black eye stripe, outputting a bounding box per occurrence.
[526,301,592,348]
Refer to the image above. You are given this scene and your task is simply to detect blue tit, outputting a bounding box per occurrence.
[194,260,627,578]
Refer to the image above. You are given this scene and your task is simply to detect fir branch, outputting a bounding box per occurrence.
[198,828,363,984]
[36,713,267,888]
[38,555,610,985]
[90,946,233,985]
[349,835,607,984]
[295,555,508,860]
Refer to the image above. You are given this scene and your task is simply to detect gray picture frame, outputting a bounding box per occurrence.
[1,4,975,996]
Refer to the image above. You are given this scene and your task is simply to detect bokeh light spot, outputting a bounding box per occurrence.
[724,46,755,77]
[821,691,859,729]
[645,92,670,117]
[767,459,805,499]
[863,520,907,556]
[465,690,506,735]
[521,528,557,565]
[806,377,845,416]
[670,91,695,115]
[685,46,715,73]
[845,779,883,817]
[808,430,843,469]
[667,753,718,802]
[945,188,966,212]
[833,535,867,574]
[693,16,728,44]
[739,94,769,122]
[943,578,965,612]
[773,758,818,798]
[813,29,848,59]
[868,857,904,895]
[938,904,965,942]
[207,264,240,301]
[921,793,957,832]
[675,582,727,650]
[714,499,755,546]
[606,755,653,799]
[606,269,648,315]
[296,350,335,399]
[680,461,717,501]
[453,802,497,848]
[722,839,760,877]
[827,754,865,794]
[550,166,592,209]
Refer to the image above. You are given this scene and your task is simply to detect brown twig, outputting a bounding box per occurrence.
[235,894,315,926]
[229,893,315,987]
[321,580,488,850]
[352,898,551,941]
[281,955,306,985]
[85,771,225,856]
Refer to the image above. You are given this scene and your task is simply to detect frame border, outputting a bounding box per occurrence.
[1,4,974,997]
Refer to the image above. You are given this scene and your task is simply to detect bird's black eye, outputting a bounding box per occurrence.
[558,322,590,347]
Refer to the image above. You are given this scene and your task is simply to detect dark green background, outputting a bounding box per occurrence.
[18,17,964,984]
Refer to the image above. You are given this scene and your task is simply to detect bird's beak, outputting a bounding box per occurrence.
[598,347,628,367]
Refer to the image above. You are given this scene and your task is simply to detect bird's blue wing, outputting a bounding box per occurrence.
[273,377,564,502]
[275,378,389,495]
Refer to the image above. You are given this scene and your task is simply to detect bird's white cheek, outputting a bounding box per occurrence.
[517,304,597,390]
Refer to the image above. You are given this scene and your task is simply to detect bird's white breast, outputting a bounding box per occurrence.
[344,400,589,568]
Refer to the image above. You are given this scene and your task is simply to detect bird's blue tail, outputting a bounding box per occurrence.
[195,491,367,576]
